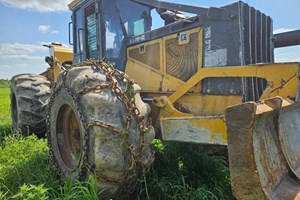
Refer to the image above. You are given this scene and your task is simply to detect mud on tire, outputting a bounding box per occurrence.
[47,61,155,198]
[10,74,51,137]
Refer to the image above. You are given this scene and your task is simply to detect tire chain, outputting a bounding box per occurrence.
[46,59,155,199]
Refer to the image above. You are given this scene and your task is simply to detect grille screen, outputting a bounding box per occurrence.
[128,43,160,70]
[165,32,199,81]
[242,3,273,101]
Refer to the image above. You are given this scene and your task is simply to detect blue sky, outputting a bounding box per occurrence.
[0,0,299,79]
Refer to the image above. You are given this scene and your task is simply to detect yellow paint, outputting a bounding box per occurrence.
[176,94,242,116]
[169,63,299,103]
[151,63,299,144]
[161,74,186,92]
[126,27,203,93]
[154,96,191,117]
[162,28,203,92]
[257,64,299,100]
[154,96,229,144]
[68,0,81,9]
[126,59,163,91]
[126,39,164,91]
[161,116,227,145]
[50,45,73,81]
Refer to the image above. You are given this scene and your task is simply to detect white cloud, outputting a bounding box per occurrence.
[273,28,295,34]
[51,30,59,34]
[0,43,47,55]
[38,25,59,34]
[0,0,69,12]
[0,43,49,79]
[38,25,51,33]
[0,62,49,79]
[0,54,44,61]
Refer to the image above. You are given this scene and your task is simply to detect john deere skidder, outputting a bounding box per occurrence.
[10,0,300,199]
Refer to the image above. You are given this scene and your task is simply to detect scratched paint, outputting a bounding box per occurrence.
[160,116,227,145]
[225,98,300,200]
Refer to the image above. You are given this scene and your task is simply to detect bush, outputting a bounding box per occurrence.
[11,184,49,200]
[0,79,10,88]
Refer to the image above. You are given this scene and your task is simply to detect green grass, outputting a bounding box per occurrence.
[138,140,234,200]
[0,88,12,140]
[0,135,101,199]
[0,85,234,199]
[0,135,57,195]
[0,86,101,199]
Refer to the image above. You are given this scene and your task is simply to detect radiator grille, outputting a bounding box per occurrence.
[242,3,273,101]
[128,43,160,70]
[165,32,199,81]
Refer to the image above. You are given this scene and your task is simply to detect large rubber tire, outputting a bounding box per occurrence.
[10,74,51,137]
[48,62,155,199]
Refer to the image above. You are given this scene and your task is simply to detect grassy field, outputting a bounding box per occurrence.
[0,88,12,140]
[0,85,234,199]
[0,79,10,88]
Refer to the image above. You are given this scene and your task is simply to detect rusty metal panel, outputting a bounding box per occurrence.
[226,102,269,199]
[225,98,300,200]
[277,100,300,180]
[160,116,227,145]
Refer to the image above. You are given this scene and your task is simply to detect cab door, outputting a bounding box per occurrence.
[72,1,101,63]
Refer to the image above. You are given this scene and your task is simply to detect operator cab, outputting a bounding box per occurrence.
[69,0,152,71]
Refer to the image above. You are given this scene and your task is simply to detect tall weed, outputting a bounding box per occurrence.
[0,135,57,194]
[0,135,101,199]
[138,140,234,200]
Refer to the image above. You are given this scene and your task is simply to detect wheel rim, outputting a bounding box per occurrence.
[56,104,82,170]
[11,94,18,124]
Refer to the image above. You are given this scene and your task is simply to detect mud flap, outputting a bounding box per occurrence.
[225,97,300,200]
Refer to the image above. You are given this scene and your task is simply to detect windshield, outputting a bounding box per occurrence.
[103,0,151,62]
[117,1,151,36]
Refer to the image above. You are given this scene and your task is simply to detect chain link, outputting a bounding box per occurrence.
[46,59,154,198]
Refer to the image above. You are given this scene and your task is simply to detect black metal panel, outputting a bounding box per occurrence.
[202,2,243,96]
[128,16,205,46]
[202,2,273,102]
[241,2,272,101]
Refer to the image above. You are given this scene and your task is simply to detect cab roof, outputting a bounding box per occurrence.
[68,0,82,10]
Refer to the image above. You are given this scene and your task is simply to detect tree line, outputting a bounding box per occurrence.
[0,79,10,88]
